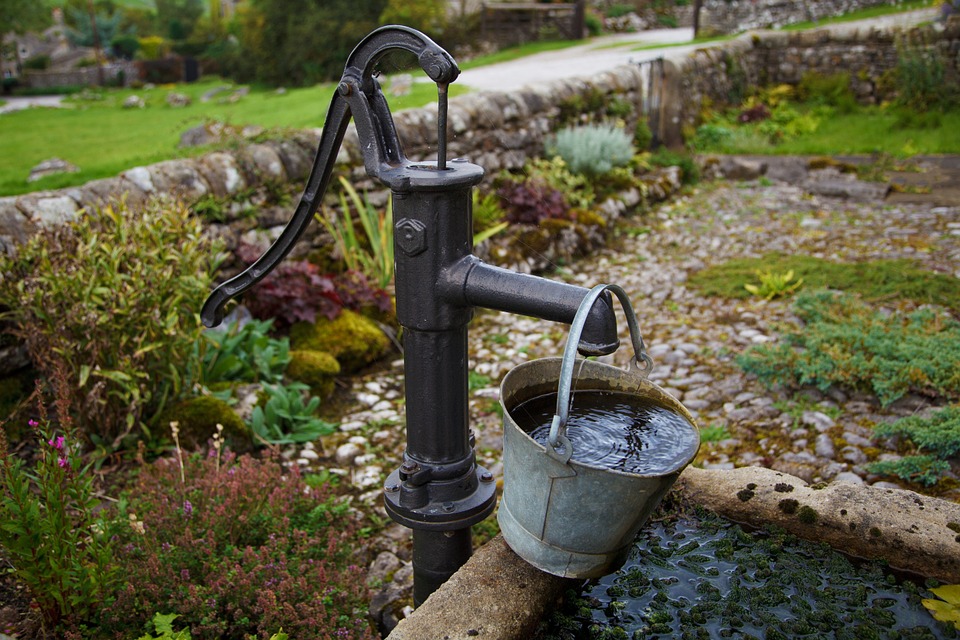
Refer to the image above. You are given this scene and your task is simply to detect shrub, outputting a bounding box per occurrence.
[99,452,376,639]
[496,179,571,225]
[235,246,343,331]
[737,291,960,407]
[0,382,121,632]
[894,38,956,113]
[867,405,960,487]
[546,125,635,177]
[0,199,221,448]
[648,148,700,185]
[523,156,596,210]
[797,72,858,114]
[873,405,960,459]
[634,118,653,151]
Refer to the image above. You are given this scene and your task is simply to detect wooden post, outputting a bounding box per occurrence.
[574,0,586,39]
[693,0,703,38]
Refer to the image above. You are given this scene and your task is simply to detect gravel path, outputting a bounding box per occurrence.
[315,178,960,502]
[296,177,959,631]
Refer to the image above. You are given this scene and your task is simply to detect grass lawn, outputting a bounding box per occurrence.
[698,107,960,157]
[0,77,466,196]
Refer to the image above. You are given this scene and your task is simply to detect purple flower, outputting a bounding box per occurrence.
[28,419,39,428]
[58,457,68,468]
[180,569,190,581]
[48,435,65,451]
[182,500,193,518]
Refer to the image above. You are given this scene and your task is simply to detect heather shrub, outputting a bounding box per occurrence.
[496,180,571,225]
[0,199,221,448]
[100,451,376,640]
[737,291,960,407]
[546,124,634,177]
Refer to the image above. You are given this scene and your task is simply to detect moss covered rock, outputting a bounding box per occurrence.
[290,309,389,373]
[157,395,251,452]
[286,349,341,397]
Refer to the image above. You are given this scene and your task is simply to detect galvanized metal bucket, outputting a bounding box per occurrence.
[498,284,700,578]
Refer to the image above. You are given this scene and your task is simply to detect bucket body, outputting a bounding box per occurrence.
[498,357,699,578]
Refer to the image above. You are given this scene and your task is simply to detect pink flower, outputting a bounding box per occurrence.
[58,457,68,468]
[28,419,39,428]
[182,500,193,518]
[48,436,65,451]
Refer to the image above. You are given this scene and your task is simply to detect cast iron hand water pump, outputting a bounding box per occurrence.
[200,25,622,605]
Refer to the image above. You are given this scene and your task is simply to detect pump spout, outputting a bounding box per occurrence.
[441,258,620,356]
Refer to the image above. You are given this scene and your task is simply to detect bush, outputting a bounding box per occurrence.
[873,405,960,459]
[737,291,960,407]
[648,148,700,185]
[797,72,858,114]
[546,125,635,177]
[197,319,290,387]
[0,199,221,448]
[99,452,376,639]
[495,179,571,225]
[894,39,956,113]
[0,380,121,632]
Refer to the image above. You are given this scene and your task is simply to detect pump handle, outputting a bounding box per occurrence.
[201,26,458,327]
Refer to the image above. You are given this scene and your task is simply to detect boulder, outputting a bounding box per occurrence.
[27,157,79,183]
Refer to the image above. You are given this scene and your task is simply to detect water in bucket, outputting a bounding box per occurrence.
[512,389,700,475]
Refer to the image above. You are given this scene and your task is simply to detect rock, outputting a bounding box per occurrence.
[389,74,413,97]
[679,466,960,584]
[387,536,570,640]
[179,123,220,148]
[166,92,191,107]
[814,433,836,459]
[335,442,364,466]
[368,551,402,586]
[200,85,231,102]
[832,472,865,485]
[122,95,145,108]
[719,156,766,181]
[840,445,867,465]
[27,157,79,182]
[801,410,836,432]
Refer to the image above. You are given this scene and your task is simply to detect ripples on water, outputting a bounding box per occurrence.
[511,390,699,475]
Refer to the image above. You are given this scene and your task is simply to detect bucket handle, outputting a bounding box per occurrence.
[546,284,653,461]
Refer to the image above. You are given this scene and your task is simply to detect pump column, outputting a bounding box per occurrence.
[380,160,496,606]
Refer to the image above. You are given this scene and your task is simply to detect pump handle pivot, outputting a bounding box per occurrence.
[201,26,458,328]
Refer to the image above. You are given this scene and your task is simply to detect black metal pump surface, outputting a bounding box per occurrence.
[200,25,621,606]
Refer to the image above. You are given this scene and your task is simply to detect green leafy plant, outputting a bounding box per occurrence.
[249,382,336,445]
[0,384,120,632]
[923,585,960,630]
[318,176,394,289]
[866,455,951,487]
[137,613,192,640]
[867,405,960,487]
[743,269,804,300]
[0,198,221,449]
[472,189,509,245]
[737,291,960,406]
[522,156,597,210]
[699,423,731,443]
[546,124,634,177]
[647,147,700,185]
[197,319,290,386]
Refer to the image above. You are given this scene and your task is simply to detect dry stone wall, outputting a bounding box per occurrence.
[2,20,957,264]
[661,20,959,145]
[680,0,905,34]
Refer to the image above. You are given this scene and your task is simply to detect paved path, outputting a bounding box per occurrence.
[456,7,939,92]
[0,94,66,114]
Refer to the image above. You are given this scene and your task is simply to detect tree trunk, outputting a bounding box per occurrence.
[693,0,703,38]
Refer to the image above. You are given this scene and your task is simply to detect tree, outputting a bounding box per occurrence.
[156,0,204,41]
[233,0,388,87]
[1,0,50,83]
[379,0,446,34]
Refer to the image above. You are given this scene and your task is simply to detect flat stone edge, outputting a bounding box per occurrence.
[679,466,960,584]
[389,469,960,640]
[386,534,573,640]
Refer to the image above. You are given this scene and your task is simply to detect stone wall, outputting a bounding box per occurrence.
[679,0,904,34]
[661,19,960,145]
[2,19,957,262]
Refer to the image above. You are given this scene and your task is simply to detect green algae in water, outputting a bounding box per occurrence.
[534,512,958,640]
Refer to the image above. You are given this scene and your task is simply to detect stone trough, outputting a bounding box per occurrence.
[388,467,960,639]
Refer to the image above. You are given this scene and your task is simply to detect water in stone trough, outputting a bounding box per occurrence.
[534,510,958,640]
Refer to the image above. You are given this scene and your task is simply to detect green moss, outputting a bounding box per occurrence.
[774,483,794,493]
[286,349,341,398]
[778,498,800,514]
[290,310,389,373]
[157,395,250,452]
[948,522,960,534]
[797,505,819,524]
[687,254,960,313]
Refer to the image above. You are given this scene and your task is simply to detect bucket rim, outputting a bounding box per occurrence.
[500,357,701,479]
